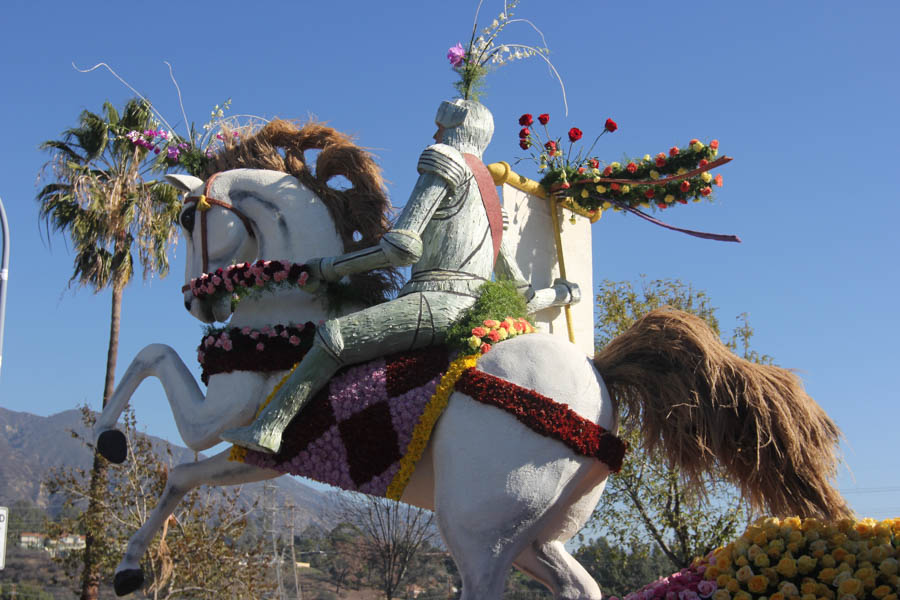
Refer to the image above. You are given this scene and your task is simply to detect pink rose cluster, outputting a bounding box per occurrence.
[612,563,716,600]
[188,259,310,302]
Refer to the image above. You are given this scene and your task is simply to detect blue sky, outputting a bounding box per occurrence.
[1,1,898,519]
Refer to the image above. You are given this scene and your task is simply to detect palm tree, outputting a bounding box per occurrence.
[38,98,181,600]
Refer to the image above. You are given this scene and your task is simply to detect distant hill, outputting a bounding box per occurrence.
[0,407,337,530]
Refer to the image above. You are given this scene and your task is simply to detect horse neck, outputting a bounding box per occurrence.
[229,288,332,329]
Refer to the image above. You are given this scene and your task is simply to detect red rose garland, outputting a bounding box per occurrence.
[454,367,627,472]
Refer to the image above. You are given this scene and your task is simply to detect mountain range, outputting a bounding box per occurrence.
[0,406,337,530]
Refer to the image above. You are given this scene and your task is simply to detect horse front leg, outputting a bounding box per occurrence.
[113,449,280,596]
[94,344,267,462]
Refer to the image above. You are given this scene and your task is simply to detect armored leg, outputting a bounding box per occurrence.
[222,292,475,453]
[221,321,344,453]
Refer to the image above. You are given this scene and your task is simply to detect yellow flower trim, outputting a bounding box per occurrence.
[385,354,479,500]
[228,362,300,462]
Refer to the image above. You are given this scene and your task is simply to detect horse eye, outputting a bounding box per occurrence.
[180,206,196,231]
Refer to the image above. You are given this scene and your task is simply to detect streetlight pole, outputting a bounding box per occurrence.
[0,196,9,378]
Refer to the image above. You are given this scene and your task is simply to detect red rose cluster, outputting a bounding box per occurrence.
[516,112,617,169]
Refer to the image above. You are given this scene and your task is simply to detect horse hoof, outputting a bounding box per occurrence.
[98,429,128,464]
[114,568,144,596]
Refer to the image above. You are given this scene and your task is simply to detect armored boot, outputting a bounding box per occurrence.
[221,321,344,453]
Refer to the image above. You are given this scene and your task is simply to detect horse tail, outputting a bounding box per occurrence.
[593,307,851,520]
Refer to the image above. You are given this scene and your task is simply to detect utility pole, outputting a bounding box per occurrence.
[263,481,286,600]
[0,196,9,378]
[287,502,301,600]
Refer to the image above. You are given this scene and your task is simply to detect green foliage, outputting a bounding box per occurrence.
[44,407,273,599]
[573,537,674,598]
[591,277,761,569]
[4,500,48,542]
[454,61,491,102]
[445,279,529,352]
[0,581,54,600]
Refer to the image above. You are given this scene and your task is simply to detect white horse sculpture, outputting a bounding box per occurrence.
[94,121,848,599]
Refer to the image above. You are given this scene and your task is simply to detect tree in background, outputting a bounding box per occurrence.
[590,278,766,571]
[332,494,437,600]
[44,407,272,599]
[37,98,181,600]
[573,537,673,598]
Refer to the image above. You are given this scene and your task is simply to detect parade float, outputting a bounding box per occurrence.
[76,3,889,599]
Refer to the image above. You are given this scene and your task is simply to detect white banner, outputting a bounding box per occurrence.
[502,184,595,356]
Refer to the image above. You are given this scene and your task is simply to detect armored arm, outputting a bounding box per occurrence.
[316,145,468,282]
[494,225,581,314]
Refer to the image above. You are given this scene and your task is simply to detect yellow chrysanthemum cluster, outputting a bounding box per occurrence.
[704,517,900,600]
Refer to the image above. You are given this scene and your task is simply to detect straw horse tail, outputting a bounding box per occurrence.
[594,307,851,520]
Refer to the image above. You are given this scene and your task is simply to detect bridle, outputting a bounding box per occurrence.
[180,172,255,293]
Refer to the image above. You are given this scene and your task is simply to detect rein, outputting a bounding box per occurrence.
[181,173,255,292]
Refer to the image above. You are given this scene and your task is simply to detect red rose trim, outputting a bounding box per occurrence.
[519,113,534,126]
[455,367,628,472]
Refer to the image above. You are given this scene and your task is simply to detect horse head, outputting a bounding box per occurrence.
[167,120,399,324]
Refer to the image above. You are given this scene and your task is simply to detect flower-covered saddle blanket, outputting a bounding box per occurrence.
[230,345,626,500]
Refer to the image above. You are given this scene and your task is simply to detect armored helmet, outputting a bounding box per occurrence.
[435,99,494,158]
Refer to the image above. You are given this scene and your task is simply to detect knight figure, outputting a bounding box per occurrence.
[223,98,580,454]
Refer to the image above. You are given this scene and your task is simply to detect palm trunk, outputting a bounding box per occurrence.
[80,282,124,600]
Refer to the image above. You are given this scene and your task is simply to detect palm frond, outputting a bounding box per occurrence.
[38,97,181,292]
[38,140,84,163]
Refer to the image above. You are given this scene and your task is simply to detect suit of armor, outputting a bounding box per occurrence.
[223,99,579,453]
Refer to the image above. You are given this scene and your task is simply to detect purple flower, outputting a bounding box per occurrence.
[447,42,466,67]
[166,146,180,160]
[697,581,717,599]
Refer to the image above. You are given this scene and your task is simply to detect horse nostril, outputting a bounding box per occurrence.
[184,300,192,311]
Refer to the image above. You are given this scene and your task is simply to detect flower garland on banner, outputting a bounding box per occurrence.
[197,321,316,385]
[614,516,900,600]
[516,112,729,215]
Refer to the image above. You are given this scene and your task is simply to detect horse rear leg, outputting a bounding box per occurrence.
[513,459,610,599]
[432,394,600,600]
[114,449,278,596]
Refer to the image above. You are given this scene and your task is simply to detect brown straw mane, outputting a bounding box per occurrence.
[203,119,400,305]
[594,308,851,520]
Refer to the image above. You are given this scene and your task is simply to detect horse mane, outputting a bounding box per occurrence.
[202,119,401,305]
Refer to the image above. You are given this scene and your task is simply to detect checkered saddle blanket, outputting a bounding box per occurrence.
[236,346,626,499]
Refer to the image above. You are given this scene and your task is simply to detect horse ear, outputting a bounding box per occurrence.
[165,174,204,194]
